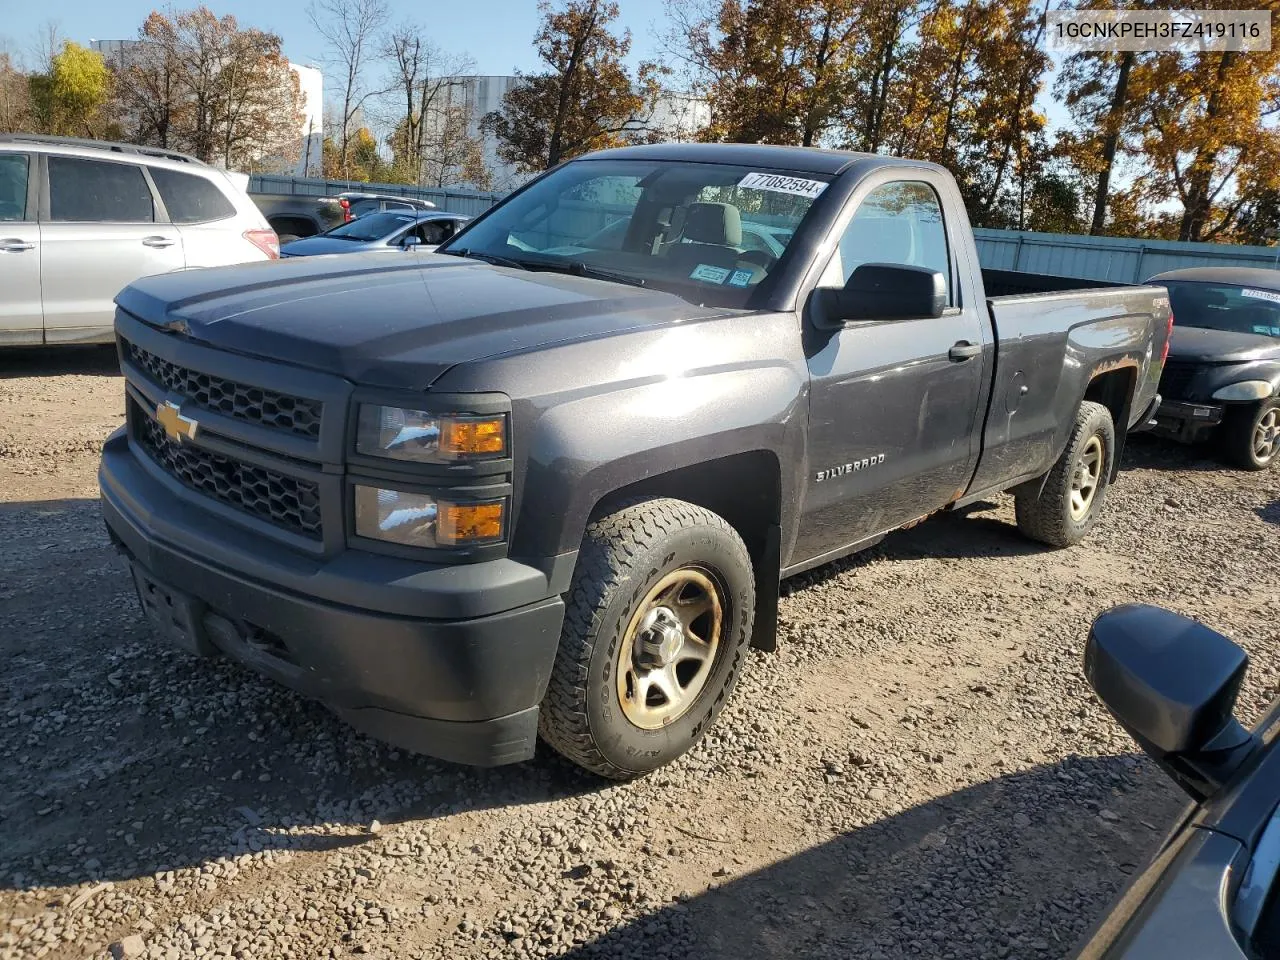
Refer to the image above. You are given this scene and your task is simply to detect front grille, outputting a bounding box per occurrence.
[136,412,323,540]
[1159,361,1199,401]
[122,338,322,439]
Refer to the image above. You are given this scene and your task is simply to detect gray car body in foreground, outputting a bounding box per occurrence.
[98,143,1170,767]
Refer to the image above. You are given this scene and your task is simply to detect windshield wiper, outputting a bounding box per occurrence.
[439,247,528,270]
[515,257,648,288]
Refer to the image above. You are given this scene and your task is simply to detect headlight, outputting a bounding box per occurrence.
[1212,381,1274,401]
[356,405,507,463]
[354,485,506,548]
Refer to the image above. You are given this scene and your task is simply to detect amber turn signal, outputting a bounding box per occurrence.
[437,500,506,545]
[440,416,507,458]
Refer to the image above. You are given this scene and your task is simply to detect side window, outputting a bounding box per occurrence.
[150,168,237,223]
[831,181,951,304]
[0,154,29,221]
[417,221,450,245]
[49,157,154,223]
[385,201,413,212]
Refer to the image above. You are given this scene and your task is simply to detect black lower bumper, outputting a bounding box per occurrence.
[100,430,566,767]
[1150,399,1224,444]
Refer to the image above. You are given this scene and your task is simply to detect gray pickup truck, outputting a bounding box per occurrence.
[100,143,1170,779]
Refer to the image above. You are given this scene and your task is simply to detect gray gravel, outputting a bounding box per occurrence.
[2,355,1278,960]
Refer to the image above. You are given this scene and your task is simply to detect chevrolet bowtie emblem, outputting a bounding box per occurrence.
[156,401,199,443]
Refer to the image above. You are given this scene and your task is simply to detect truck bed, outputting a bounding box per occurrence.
[982,268,1130,299]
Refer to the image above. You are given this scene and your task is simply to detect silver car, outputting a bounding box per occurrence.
[279,211,469,258]
[0,134,279,346]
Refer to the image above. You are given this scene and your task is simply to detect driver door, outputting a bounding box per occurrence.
[792,176,990,565]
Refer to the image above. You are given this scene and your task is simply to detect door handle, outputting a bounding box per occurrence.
[142,236,176,248]
[948,341,981,361]
[0,239,35,253]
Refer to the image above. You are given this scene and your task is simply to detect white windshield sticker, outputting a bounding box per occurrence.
[737,172,828,199]
[690,264,731,284]
[1242,287,1280,304]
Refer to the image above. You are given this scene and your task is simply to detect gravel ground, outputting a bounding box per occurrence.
[2,347,1278,960]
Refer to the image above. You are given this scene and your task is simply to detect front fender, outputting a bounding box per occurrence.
[514,361,807,559]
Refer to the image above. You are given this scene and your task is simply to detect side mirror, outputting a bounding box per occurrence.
[817,263,947,325]
[1085,604,1257,802]
[401,235,422,250]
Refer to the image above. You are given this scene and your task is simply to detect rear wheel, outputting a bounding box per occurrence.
[1015,401,1116,548]
[539,498,755,780]
[1221,401,1279,470]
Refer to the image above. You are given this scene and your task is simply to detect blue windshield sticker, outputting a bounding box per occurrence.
[690,264,731,284]
[1252,324,1280,337]
[727,269,754,288]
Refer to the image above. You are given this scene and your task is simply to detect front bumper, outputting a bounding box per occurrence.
[1150,399,1224,444]
[100,429,566,766]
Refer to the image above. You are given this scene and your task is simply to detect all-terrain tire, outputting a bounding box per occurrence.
[539,498,755,780]
[1015,401,1116,548]
[1220,400,1279,471]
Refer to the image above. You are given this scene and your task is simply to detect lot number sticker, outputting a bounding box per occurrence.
[690,263,732,284]
[737,172,828,199]
[1242,288,1280,304]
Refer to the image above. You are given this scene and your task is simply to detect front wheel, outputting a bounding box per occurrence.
[1015,400,1116,548]
[1221,401,1279,471]
[539,498,755,780]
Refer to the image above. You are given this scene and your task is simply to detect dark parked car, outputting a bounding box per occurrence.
[101,142,1169,778]
[279,212,468,258]
[1147,267,1280,470]
[1074,604,1280,959]
[250,193,345,242]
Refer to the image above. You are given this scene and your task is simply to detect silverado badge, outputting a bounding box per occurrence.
[815,454,885,482]
[156,400,199,443]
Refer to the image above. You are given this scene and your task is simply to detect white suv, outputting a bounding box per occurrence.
[0,134,280,346]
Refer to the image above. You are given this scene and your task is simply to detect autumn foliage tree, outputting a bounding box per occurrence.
[28,41,113,138]
[106,7,304,170]
[483,0,661,173]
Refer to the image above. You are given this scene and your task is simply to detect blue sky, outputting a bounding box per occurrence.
[0,0,671,75]
[0,0,1067,130]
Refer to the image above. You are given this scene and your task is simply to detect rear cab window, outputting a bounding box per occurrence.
[0,154,30,221]
[48,156,154,223]
[150,168,237,223]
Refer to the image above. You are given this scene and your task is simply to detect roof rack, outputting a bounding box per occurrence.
[0,133,207,166]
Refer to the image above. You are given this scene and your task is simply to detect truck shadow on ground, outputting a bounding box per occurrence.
[0,495,1168,905]
[1258,499,1280,527]
[0,498,606,893]
[0,344,120,379]
[556,753,1182,960]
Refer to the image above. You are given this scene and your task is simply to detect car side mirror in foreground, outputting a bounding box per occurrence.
[1086,604,1258,803]
[401,235,422,250]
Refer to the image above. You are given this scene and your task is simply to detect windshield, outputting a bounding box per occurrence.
[1166,281,1280,339]
[324,212,416,242]
[441,159,832,306]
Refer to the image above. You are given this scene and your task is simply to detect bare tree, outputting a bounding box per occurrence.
[308,0,388,178]
[378,23,479,185]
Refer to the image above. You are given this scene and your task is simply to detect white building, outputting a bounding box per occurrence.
[290,64,324,177]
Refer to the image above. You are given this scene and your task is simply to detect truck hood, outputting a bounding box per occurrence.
[116,253,726,389]
[1167,326,1280,364]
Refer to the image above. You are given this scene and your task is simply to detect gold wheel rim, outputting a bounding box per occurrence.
[616,567,724,731]
[1069,435,1104,521]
